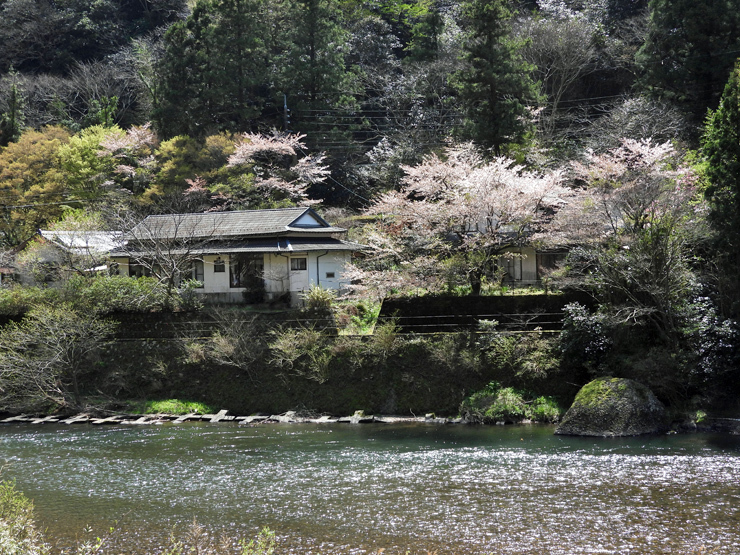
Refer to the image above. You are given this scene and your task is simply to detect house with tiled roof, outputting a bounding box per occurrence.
[109,207,364,305]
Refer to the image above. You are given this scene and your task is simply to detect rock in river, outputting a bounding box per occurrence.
[555,377,668,437]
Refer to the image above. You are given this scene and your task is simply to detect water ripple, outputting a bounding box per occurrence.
[2,423,740,554]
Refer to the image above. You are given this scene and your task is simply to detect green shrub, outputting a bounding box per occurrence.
[695,409,708,424]
[0,480,50,555]
[335,300,381,335]
[301,284,336,310]
[477,324,560,384]
[559,302,614,374]
[178,279,204,312]
[269,325,332,383]
[460,382,563,423]
[364,318,400,358]
[0,276,182,317]
[529,396,563,423]
[0,285,59,316]
[162,521,276,555]
[130,399,216,415]
[63,275,174,314]
[484,386,528,422]
[239,527,276,555]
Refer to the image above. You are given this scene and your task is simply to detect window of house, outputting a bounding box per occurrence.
[213,257,225,273]
[229,258,242,287]
[325,272,335,279]
[191,260,204,287]
[128,263,151,278]
[230,254,265,289]
[290,257,307,271]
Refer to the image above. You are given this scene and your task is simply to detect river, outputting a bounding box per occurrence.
[2,422,740,554]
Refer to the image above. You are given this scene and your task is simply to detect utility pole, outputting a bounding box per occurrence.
[283,94,291,132]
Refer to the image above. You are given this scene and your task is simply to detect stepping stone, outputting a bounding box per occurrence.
[0,415,32,423]
[123,416,151,425]
[314,415,338,423]
[209,409,228,423]
[272,412,297,423]
[61,413,91,424]
[90,415,124,425]
[31,416,60,424]
[240,415,269,424]
[349,414,375,424]
[173,413,200,423]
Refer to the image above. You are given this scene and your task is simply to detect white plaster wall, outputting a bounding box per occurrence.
[202,254,231,293]
[311,251,349,291]
[111,257,129,276]
[114,251,351,303]
[263,251,350,300]
[264,253,290,298]
[520,246,538,281]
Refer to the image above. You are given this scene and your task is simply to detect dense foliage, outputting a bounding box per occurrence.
[1,0,740,419]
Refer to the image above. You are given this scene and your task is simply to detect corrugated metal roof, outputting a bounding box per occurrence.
[129,207,345,241]
[40,230,123,254]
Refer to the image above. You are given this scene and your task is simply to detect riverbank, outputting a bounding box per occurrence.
[3,305,739,432]
[3,408,740,434]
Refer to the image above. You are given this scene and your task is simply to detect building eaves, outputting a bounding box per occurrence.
[113,237,366,257]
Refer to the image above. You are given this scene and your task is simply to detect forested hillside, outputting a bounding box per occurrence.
[2,0,738,206]
[1,0,740,417]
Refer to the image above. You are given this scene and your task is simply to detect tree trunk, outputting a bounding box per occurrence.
[469,271,482,296]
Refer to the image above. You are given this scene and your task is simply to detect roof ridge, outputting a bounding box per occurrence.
[143,207,309,219]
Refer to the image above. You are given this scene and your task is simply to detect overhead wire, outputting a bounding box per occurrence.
[5,40,740,211]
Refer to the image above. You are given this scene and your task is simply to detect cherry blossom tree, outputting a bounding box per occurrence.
[359,144,569,295]
[95,127,330,210]
[228,131,329,206]
[568,138,705,343]
[570,139,698,237]
[98,122,158,195]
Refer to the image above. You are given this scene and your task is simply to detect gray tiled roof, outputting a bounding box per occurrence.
[129,207,345,241]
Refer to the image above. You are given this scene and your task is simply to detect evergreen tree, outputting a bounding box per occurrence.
[279,0,359,146]
[405,0,444,63]
[452,0,539,154]
[702,59,740,254]
[636,0,740,126]
[0,70,25,146]
[155,0,273,139]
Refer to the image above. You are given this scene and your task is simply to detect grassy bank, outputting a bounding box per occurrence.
[90,316,580,420]
[3,279,738,423]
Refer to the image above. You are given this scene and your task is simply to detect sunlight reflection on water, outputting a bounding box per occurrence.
[2,422,740,554]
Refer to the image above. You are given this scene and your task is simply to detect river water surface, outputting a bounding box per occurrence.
[2,422,740,554]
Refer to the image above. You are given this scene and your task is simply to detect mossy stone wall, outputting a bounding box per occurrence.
[379,292,594,333]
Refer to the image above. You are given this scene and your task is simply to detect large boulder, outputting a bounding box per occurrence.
[555,377,668,437]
